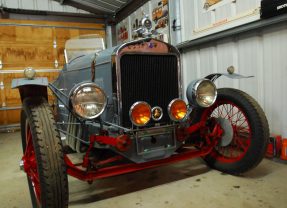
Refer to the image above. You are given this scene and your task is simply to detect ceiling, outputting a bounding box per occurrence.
[54,0,133,15]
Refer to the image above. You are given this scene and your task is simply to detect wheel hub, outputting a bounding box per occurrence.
[216,117,234,147]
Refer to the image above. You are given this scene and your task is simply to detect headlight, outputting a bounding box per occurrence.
[186,79,217,108]
[70,83,107,119]
[129,102,151,126]
[168,99,187,121]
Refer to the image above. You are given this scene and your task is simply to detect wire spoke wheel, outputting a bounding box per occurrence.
[192,88,269,174]
[206,100,252,163]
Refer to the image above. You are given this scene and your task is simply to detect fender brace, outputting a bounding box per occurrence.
[205,73,254,82]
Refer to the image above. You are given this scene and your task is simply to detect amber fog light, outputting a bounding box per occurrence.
[129,102,151,126]
[168,99,187,121]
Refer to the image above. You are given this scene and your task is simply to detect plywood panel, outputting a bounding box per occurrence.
[55,28,72,42]
[0,45,55,69]
[0,70,4,109]
[0,26,52,69]
[79,30,106,37]
[55,28,74,67]
[56,44,66,67]
[2,73,23,107]
[69,29,80,39]
[3,71,60,106]
[0,88,3,108]
[0,26,16,42]
[0,20,105,69]
[15,26,54,43]
[0,109,21,125]
[0,71,60,126]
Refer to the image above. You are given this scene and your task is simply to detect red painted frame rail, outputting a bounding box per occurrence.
[65,122,223,181]
[65,147,211,181]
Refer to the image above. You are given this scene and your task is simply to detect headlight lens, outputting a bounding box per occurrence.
[196,79,217,107]
[70,83,107,119]
[129,102,151,126]
[168,99,187,121]
[186,79,217,108]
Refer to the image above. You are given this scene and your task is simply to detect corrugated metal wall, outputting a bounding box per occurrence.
[116,0,170,45]
[180,0,261,41]
[0,0,89,13]
[181,21,287,135]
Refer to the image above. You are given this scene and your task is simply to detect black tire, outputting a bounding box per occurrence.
[21,97,69,208]
[192,88,269,174]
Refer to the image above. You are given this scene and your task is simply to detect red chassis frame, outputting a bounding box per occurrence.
[64,121,223,182]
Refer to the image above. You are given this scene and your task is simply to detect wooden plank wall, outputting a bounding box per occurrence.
[0,19,105,126]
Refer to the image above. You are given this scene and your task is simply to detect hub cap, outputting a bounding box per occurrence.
[216,117,234,147]
[203,100,252,163]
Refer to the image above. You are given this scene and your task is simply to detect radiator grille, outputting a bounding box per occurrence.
[120,54,179,127]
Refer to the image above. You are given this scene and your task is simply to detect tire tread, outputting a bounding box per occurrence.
[21,97,68,208]
[192,88,269,175]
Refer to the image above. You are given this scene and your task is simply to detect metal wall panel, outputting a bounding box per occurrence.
[0,0,89,13]
[116,0,170,45]
[181,23,287,135]
[179,0,261,41]
[116,1,151,45]
[236,0,260,14]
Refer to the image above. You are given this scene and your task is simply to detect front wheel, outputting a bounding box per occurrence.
[20,97,69,207]
[193,88,269,174]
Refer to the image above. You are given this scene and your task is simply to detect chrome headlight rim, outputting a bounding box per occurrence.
[70,82,107,120]
[129,101,152,127]
[167,98,187,122]
[193,79,217,108]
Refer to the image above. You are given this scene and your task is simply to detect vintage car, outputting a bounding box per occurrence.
[12,17,269,208]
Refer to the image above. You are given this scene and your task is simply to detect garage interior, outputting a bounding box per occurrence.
[0,0,287,208]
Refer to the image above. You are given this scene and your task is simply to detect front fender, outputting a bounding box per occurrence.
[12,77,48,89]
[12,78,49,101]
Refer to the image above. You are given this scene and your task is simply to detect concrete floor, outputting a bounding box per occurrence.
[0,132,287,208]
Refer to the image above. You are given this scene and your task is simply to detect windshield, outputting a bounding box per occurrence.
[64,34,105,64]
